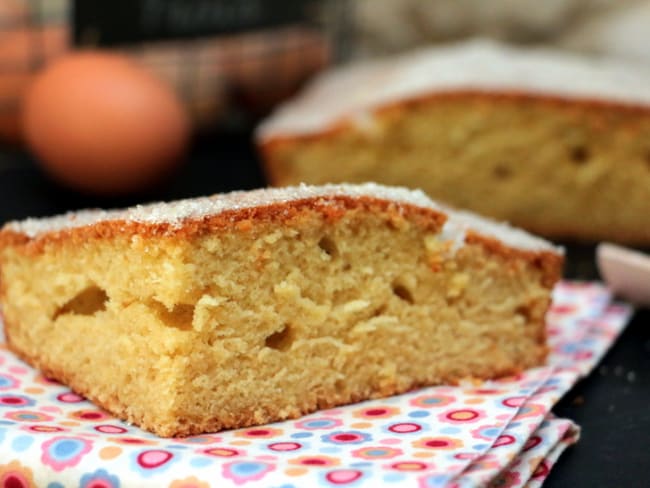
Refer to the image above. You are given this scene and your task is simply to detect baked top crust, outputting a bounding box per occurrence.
[0,183,559,256]
[257,39,650,140]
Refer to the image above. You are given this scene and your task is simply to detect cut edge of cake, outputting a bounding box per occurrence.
[0,183,563,437]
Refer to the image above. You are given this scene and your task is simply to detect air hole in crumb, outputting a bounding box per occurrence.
[150,301,195,331]
[318,236,339,258]
[515,305,531,323]
[373,304,388,317]
[392,282,414,304]
[265,324,294,352]
[569,146,590,165]
[493,164,512,180]
[53,286,108,319]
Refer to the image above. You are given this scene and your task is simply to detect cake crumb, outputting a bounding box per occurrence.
[342,300,371,314]
[447,273,470,299]
[0,183,562,437]
[571,395,585,406]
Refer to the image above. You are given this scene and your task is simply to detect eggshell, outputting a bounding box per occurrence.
[23,51,191,194]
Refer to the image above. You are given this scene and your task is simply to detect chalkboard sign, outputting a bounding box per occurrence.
[74,0,321,46]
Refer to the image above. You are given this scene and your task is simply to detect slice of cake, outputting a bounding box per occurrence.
[0,183,562,437]
[256,40,650,244]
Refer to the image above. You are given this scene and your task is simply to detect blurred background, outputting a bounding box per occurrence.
[0,0,351,214]
[2,0,650,216]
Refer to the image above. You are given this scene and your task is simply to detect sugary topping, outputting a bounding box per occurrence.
[3,183,559,254]
[257,39,650,139]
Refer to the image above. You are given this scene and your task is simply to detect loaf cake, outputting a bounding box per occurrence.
[257,40,650,244]
[0,183,562,437]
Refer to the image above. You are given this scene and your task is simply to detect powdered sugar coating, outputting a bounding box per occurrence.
[3,183,558,253]
[257,39,650,139]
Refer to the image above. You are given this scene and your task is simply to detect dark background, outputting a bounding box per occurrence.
[0,133,648,487]
[74,0,322,45]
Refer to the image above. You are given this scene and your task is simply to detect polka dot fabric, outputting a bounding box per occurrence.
[0,282,632,488]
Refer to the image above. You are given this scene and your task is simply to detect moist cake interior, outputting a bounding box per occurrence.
[0,185,560,437]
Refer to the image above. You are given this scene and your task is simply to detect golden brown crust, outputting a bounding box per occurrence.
[0,195,447,256]
[465,231,564,288]
[0,194,558,286]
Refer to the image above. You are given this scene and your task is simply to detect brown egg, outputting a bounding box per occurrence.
[23,51,191,195]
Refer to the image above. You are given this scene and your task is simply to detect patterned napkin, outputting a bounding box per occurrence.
[0,282,632,488]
